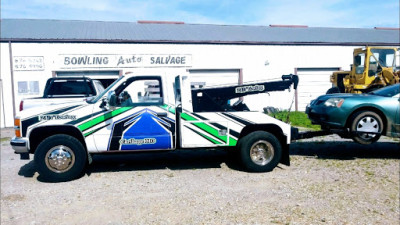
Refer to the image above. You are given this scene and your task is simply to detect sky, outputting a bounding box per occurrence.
[1,0,399,28]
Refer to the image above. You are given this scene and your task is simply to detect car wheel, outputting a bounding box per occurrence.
[350,111,383,145]
[34,134,87,182]
[239,131,282,172]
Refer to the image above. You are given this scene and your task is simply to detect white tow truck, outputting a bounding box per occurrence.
[11,73,299,182]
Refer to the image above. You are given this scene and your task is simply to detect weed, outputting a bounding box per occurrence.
[1,137,11,142]
[268,111,321,130]
[365,171,375,177]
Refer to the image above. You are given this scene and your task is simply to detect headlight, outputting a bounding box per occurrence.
[324,98,344,108]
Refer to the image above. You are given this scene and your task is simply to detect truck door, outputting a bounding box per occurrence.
[95,76,175,151]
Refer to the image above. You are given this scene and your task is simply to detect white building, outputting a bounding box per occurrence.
[1,19,399,128]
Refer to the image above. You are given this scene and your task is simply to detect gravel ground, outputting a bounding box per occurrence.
[1,128,399,225]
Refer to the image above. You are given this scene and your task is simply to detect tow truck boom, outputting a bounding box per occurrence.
[191,74,299,112]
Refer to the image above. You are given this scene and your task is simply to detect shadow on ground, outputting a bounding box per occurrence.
[18,149,241,182]
[291,141,400,160]
[87,149,234,174]
[18,141,399,181]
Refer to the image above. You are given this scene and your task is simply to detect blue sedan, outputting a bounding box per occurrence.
[306,84,400,144]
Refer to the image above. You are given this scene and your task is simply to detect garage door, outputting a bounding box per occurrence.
[296,68,340,111]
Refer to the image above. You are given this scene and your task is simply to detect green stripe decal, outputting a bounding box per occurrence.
[228,137,237,146]
[78,107,132,132]
[161,105,237,146]
[161,104,176,114]
[83,129,97,137]
[200,134,222,145]
[185,126,223,145]
[181,113,237,146]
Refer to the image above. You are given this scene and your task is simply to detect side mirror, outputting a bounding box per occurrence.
[107,91,117,107]
[86,96,95,102]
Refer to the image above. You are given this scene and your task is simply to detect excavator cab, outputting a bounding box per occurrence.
[329,47,399,94]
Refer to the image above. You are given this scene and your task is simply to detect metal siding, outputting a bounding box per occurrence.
[1,19,399,45]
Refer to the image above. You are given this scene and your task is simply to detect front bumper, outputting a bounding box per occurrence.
[305,105,344,129]
[10,137,29,154]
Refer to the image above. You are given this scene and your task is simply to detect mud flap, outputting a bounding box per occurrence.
[279,143,290,166]
[20,153,30,160]
[87,152,93,164]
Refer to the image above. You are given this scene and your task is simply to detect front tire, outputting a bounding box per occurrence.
[239,131,282,172]
[34,134,87,182]
[350,111,383,145]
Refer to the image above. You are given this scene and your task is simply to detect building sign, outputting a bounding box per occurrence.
[13,56,45,71]
[59,54,192,69]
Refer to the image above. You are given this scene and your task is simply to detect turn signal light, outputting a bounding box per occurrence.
[14,118,21,137]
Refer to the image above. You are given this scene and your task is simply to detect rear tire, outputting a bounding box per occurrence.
[34,134,87,182]
[239,131,282,172]
[350,111,383,145]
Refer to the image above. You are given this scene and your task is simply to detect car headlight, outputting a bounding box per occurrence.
[324,98,344,108]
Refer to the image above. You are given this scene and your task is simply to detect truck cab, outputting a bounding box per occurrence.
[11,72,298,182]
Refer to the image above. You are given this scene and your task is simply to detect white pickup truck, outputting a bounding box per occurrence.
[11,73,298,182]
[19,77,105,111]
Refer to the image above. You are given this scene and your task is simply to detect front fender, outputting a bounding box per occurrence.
[28,125,87,153]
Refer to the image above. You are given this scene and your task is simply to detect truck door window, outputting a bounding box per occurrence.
[368,55,378,76]
[118,78,162,107]
[354,53,365,74]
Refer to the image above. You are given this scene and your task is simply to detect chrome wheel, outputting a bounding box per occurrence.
[45,145,75,173]
[249,140,274,166]
[356,116,379,140]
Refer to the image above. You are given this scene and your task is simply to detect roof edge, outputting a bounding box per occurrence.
[1,38,398,47]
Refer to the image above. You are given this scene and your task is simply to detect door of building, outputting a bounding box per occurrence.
[296,67,340,111]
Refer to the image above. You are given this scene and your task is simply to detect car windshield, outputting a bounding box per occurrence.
[371,84,400,97]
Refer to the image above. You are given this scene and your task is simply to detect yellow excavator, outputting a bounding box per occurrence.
[328,46,400,94]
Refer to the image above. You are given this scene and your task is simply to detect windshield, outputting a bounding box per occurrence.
[89,76,124,103]
[371,48,396,68]
[371,84,400,97]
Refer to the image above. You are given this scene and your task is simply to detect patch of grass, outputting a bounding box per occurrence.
[1,137,11,142]
[268,111,321,130]
[365,171,375,177]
